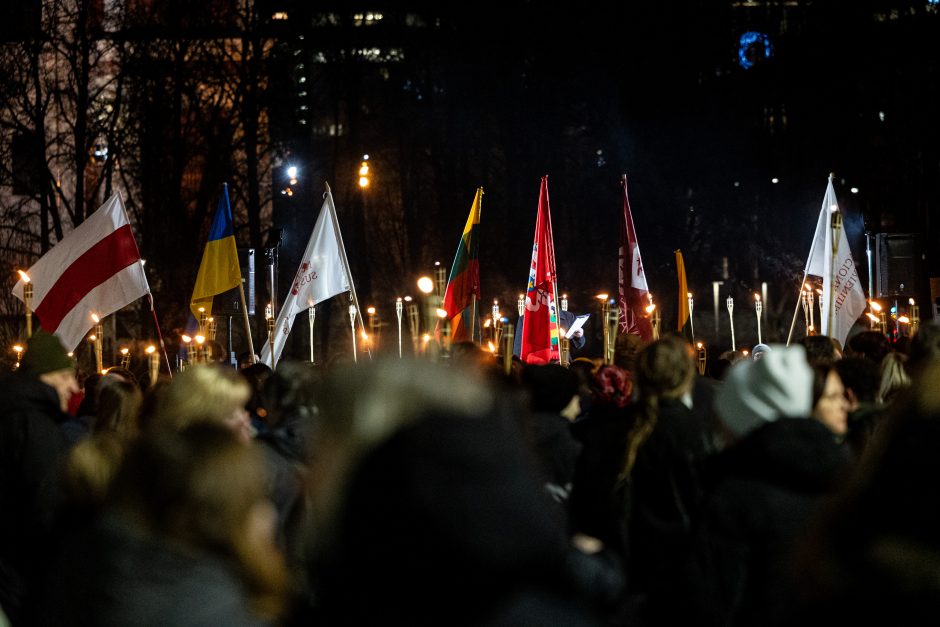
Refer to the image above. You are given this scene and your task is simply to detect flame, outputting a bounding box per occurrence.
[120,347,129,355]
[91,313,100,323]
[17,270,30,283]
[146,345,156,354]
[898,315,911,324]
[866,312,879,322]
[869,300,882,312]
[181,335,192,343]
[194,335,205,344]
[754,292,760,301]
[487,341,496,353]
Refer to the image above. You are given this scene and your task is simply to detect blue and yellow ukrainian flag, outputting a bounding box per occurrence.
[190,184,242,319]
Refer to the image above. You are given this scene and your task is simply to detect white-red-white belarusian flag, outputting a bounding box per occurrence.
[805,176,866,346]
[259,190,350,368]
[11,193,150,352]
[618,175,653,341]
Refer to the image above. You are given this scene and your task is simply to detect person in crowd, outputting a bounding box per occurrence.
[240,362,274,435]
[520,364,583,508]
[256,362,320,549]
[906,321,940,375]
[61,377,143,510]
[46,423,288,626]
[617,337,705,593]
[306,359,614,625]
[751,343,772,360]
[785,360,940,625]
[878,351,910,405]
[0,331,77,624]
[513,309,587,360]
[811,364,851,437]
[645,346,850,626]
[62,372,103,444]
[148,365,252,442]
[845,330,891,365]
[569,364,633,551]
[801,335,842,366]
[836,357,885,456]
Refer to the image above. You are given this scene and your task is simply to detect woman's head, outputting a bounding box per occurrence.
[150,365,252,442]
[812,365,850,435]
[93,377,142,439]
[635,335,696,400]
[111,423,287,615]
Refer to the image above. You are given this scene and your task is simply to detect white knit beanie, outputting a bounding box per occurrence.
[715,344,813,437]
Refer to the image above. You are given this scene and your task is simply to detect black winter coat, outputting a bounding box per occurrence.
[0,374,69,622]
[644,418,850,627]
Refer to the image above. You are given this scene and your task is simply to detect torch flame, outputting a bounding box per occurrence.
[17,270,30,283]
[487,341,496,353]
[146,345,156,354]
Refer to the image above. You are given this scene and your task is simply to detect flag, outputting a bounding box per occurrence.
[618,175,653,341]
[259,191,350,368]
[520,176,560,364]
[675,250,692,341]
[441,187,483,342]
[11,193,150,352]
[805,177,866,346]
[191,184,242,319]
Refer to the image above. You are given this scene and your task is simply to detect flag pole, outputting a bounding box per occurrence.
[827,173,842,336]
[785,203,826,346]
[237,281,256,363]
[470,293,478,344]
[308,306,315,363]
[148,294,173,379]
[324,182,372,361]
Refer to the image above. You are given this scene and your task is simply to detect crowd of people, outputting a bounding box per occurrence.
[2,322,940,626]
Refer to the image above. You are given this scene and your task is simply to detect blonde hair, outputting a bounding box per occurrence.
[878,352,910,405]
[112,424,288,618]
[149,365,250,432]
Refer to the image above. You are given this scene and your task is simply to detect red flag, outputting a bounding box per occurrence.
[618,175,653,341]
[11,193,150,352]
[520,176,560,364]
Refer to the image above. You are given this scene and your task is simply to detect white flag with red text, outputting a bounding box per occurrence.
[11,193,150,352]
[260,193,349,368]
[805,178,866,346]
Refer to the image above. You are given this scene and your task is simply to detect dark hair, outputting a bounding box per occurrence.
[522,364,580,414]
[93,378,142,438]
[622,336,695,477]
[802,335,839,367]
[908,323,940,374]
[846,331,891,365]
[811,364,838,409]
[836,357,880,405]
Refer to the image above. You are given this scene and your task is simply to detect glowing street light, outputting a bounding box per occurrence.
[417,276,434,294]
[358,155,371,188]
